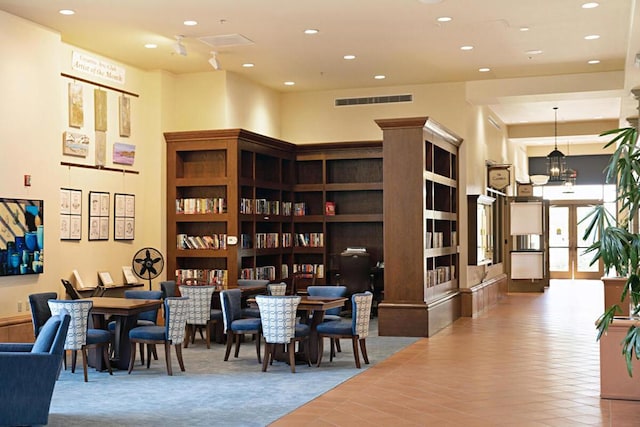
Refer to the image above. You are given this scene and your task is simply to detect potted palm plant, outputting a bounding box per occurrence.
[583,125,640,397]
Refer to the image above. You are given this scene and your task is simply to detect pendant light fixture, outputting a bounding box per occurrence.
[546,107,566,182]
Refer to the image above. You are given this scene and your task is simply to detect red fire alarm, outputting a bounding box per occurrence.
[24,175,31,186]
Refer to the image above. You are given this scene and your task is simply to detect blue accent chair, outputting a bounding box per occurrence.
[256,295,310,372]
[0,310,70,427]
[128,297,189,375]
[238,279,269,318]
[316,291,373,368]
[307,285,347,321]
[220,289,262,362]
[28,291,57,337]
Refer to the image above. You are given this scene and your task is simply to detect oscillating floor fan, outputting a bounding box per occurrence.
[132,247,164,290]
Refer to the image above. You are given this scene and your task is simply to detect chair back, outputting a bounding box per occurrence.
[307,285,347,316]
[160,280,177,298]
[28,292,57,337]
[351,291,373,338]
[47,299,92,350]
[256,295,301,344]
[164,297,189,345]
[124,290,163,323]
[268,282,287,296]
[220,289,243,333]
[339,251,372,296]
[61,278,82,300]
[179,285,216,325]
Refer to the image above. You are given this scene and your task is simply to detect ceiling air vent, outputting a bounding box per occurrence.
[335,94,412,107]
[199,33,255,48]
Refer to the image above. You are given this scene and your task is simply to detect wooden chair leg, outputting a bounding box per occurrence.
[175,343,185,372]
[303,338,311,367]
[335,339,342,353]
[317,336,324,367]
[255,333,261,363]
[139,342,145,365]
[63,350,68,370]
[81,348,89,382]
[102,344,113,375]
[262,343,271,372]
[351,337,361,368]
[359,338,369,364]
[224,333,233,361]
[183,324,191,348]
[151,344,158,360]
[164,341,173,376]
[288,341,296,373]
[71,349,77,373]
[146,344,152,368]
[329,338,336,362]
[234,333,241,358]
[206,321,212,349]
[128,340,137,374]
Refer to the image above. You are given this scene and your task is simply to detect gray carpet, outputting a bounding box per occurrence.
[47,319,417,427]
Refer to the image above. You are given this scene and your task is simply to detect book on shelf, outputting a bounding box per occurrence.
[325,201,336,215]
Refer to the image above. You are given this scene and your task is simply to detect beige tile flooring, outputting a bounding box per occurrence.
[273,280,640,426]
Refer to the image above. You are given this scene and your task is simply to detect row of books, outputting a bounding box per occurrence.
[239,232,325,249]
[293,263,325,279]
[294,233,324,247]
[240,265,277,281]
[240,199,293,216]
[254,233,280,249]
[425,231,457,249]
[177,234,228,250]
[425,265,454,287]
[293,202,308,216]
[175,269,228,287]
[176,198,226,215]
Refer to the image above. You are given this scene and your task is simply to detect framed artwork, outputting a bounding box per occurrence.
[62,131,89,157]
[113,142,136,165]
[98,271,114,287]
[94,89,107,132]
[122,266,137,284]
[114,193,135,240]
[0,198,44,276]
[89,191,109,241]
[60,188,82,240]
[68,81,84,128]
[95,131,106,166]
[119,95,131,137]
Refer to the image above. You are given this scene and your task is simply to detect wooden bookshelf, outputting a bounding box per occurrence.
[376,117,462,337]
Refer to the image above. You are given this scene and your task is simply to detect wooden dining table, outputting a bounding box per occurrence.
[88,297,163,370]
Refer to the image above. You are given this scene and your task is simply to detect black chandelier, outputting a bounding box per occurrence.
[546,107,566,182]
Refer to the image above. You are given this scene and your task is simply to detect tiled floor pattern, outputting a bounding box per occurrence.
[273,280,640,426]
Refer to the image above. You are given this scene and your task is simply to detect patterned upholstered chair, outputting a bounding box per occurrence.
[128,297,189,375]
[316,291,373,368]
[306,285,347,321]
[267,282,287,296]
[255,295,310,373]
[179,285,222,349]
[48,299,113,381]
[220,288,262,362]
[28,292,57,338]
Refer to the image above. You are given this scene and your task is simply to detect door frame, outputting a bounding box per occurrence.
[549,200,603,280]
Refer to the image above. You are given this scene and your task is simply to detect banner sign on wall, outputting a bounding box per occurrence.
[71,51,126,85]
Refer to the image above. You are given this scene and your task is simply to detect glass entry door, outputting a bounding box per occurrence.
[548,202,603,279]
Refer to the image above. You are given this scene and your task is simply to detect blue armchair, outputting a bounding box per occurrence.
[0,310,70,427]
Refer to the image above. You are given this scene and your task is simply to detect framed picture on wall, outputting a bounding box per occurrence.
[94,88,107,132]
[89,191,109,241]
[114,193,134,240]
[68,81,84,128]
[60,188,82,241]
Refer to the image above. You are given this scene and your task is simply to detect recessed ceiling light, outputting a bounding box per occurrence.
[519,27,530,32]
[343,55,356,60]
[436,16,452,23]
[242,63,254,68]
[374,75,386,80]
[59,9,75,15]
[478,67,491,72]
[460,46,474,51]
[418,0,443,4]
[183,20,198,26]
[304,29,319,35]
[284,81,295,86]
[588,59,600,64]
[582,2,599,8]
[526,49,543,55]
[144,43,158,49]
[584,34,600,40]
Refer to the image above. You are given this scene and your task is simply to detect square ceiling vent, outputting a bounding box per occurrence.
[199,33,255,48]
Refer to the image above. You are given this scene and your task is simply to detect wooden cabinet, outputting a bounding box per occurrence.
[375,117,462,337]
[165,129,295,288]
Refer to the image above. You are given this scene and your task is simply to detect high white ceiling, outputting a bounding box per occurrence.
[2,0,639,144]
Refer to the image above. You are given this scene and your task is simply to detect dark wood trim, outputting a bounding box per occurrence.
[61,73,140,97]
[60,161,139,175]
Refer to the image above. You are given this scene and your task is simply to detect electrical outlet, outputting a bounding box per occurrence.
[17,301,22,312]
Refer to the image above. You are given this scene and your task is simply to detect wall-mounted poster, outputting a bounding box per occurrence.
[94,89,107,132]
[0,198,44,276]
[62,131,89,157]
[114,193,134,240]
[89,191,109,240]
[95,131,106,166]
[113,142,136,165]
[119,95,131,137]
[68,82,83,128]
[60,188,82,240]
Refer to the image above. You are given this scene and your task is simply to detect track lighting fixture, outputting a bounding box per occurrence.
[174,35,187,56]
[209,51,221,70]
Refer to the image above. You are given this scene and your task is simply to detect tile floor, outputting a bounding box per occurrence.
[273,280,640,426]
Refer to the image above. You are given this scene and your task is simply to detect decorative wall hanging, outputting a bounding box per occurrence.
[119,95,131,137]
[113,142,136,165]
[94,88,107,132]
[89,191,109,240]
[62,131,90,157]
[0,198,44,276]
[60,188,82,240]
[95,131,106,166]
[114,193,135,240]
[68,81,84,128]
